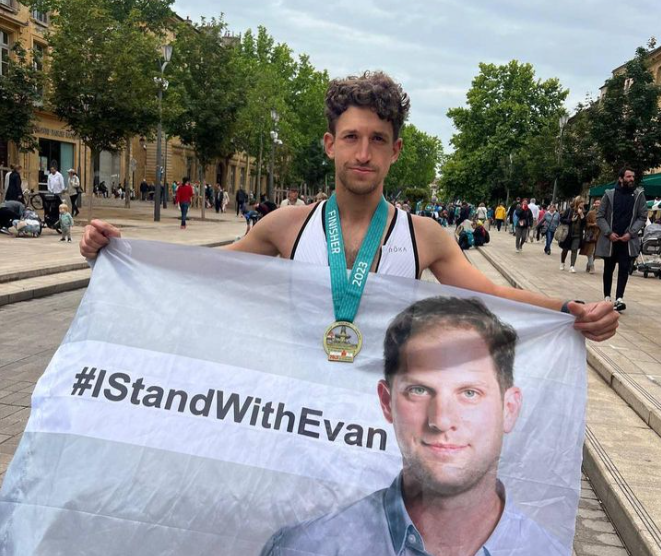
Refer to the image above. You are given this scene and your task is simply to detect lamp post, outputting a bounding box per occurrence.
[551,114,569,206]
[268,109,279,201]
[154,44,172,222]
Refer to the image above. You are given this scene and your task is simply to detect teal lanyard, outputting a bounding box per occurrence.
[325,194,389,323]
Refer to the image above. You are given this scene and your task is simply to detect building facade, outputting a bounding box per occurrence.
[0,1,264,199]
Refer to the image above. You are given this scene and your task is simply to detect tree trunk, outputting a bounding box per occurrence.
[199,162,206,221]
[245,150,252,199]
[256,133,263,198]
[87,148,97,224]
[124,136,131,209]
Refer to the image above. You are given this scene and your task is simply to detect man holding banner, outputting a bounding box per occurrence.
[80,71,618,342]
[261,297,564,555]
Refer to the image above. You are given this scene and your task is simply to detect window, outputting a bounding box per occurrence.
[0,30,9,77]
[33,42,45,98]
[32,9,48,25]
[0,0,14,9]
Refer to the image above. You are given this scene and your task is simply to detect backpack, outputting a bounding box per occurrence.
[466,230,475,247]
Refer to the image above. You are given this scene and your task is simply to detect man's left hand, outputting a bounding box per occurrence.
[569,301,619,342]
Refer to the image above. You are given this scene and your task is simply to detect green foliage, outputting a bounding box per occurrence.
[234,28,330,191]
[442,60,568,203]
[166,17,246,174]
[44,0,171,155]
[0,43,42,151]
[385,124,444,195]
[590,46,661,181]
[403,187,429,204]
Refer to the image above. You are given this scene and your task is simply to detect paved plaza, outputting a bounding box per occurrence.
[3,204,661,555]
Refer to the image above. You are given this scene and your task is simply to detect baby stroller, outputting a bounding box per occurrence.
[39,192,62,233]
[632,223,661,279]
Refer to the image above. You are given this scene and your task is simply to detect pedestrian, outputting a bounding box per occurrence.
[47,165,66,205]
[494,202,506,232]
[5,165,24,204]
[456,219,475,250]
[222,188,229,213]
[596,167,648,312]
[140,179,149,201]
[67,169,81,216]
[507,198,520,234]
[281,187,305,207]
[541,204,560,255]
[315,190,328,202]
[535,205,546,242]
[486,205,494,230]
[527,198,539,242]
[3,164,13,200]
[214,184,223,214]
[514,201,533,252]
[57,203,74,243]
[81,70,618,342]
[473,220,490,246]
[175,177,194,229]
[236,187,248,216]
[559,196,586,273]
[0,199,24,232]
[580,205,599,274]
[476,202,487,222]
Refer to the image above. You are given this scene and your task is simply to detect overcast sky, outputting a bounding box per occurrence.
[174,0,659,150]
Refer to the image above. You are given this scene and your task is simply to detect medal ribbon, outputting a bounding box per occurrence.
[325,194,389,323]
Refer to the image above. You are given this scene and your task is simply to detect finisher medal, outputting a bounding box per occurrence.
[323,194,389,363]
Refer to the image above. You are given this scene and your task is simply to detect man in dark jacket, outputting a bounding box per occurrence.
[236,188,248,217]
[596,167,648,312]
[5,165,24,204]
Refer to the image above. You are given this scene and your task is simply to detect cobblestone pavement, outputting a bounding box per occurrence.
[0,254,629,554]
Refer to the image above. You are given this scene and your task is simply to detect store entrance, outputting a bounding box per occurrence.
[38,139,74,190]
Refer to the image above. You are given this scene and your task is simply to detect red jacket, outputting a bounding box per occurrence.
[176,183,194,204]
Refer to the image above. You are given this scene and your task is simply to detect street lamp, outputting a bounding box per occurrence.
[551,114,569,206]
[154,44,172,222]
[268,110,280,201]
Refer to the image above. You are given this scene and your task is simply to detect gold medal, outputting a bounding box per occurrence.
[323,321,363,363]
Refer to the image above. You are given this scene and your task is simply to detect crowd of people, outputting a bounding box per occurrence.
[412,168,657,313]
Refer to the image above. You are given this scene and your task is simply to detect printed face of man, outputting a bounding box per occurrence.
[324,106,402,196]
[378,326,522,498]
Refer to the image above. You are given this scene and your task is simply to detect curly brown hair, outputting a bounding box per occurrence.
[325,71,410,140]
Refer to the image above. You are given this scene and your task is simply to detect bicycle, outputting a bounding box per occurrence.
[22,189,43,211]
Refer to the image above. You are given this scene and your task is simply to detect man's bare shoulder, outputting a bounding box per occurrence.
[228,203,318,257]
[409,214,459,270]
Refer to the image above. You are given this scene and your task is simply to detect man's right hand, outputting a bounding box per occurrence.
[80,219,121,259]
[608,232,620,242]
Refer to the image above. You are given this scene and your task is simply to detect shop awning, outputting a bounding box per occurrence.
[589,172,661,198]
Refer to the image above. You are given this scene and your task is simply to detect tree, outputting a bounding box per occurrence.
[590,46,661,180]
[385,124,443,195]
[166,17,247,216]
[0,43,42,153]
[32,0,171,218]
[442,61,568,202]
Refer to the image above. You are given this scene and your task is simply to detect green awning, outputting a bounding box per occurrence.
[589,172,661,198]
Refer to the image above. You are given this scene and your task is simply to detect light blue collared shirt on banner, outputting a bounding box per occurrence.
[260,474,567,556]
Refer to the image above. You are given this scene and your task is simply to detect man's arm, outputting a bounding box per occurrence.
[596,194,611,236]
[416,217,619,341]
[629,191,649,236]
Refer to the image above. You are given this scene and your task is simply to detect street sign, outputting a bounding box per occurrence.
[130,158,137,172]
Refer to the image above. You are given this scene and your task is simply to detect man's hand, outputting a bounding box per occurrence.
[569,301,619,342]
[619,232,631,242]
[608,232,620,242]
[80,219,121,259]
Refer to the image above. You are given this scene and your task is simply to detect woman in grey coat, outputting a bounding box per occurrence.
[595,168,648,312]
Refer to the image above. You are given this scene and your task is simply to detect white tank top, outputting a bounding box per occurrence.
[291,201,419,279]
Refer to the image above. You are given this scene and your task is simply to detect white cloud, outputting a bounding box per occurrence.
[174,0,660,148]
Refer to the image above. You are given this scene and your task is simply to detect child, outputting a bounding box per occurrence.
[57,203,74,242]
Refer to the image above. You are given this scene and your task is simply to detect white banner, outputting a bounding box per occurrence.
[0,239,586,556]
